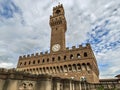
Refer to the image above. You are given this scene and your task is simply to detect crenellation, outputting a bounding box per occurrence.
[72,46,76,49]
[40,52,43,55]
[45,51,48,54]
[23,55,26,59]
[27,54,30,57]
[36,53,39,56]
[0,68,8,72]
[8,68,16,73]
[31,54,34,57]
[66,47,69,50]
[19,56,22,59]
[79,45,83,49]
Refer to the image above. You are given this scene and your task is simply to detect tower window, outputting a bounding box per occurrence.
[84,52,88,57]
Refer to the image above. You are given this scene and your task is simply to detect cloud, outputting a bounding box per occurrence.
[0,0,120,78]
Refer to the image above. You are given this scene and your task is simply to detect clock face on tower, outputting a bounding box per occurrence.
[52,44,61,52]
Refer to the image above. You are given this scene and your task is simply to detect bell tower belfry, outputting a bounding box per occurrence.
[49,4,67,53]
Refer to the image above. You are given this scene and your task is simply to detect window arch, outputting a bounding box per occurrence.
[47,58,49,62]
[52,57,55,62]
[38,59,40,64]
[33,60,35,64]
[29,61,31,65]
[20,62,22,66]
[64,56,66,60]
[24,62,26,65]
[84,52,88,57]
[42,59,45,63]
[77,53,81,58]
[58,56,61,61]
[70,54,74,59]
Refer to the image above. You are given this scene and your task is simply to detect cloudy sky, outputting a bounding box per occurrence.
[0,0,120,79]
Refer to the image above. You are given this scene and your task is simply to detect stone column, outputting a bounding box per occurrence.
[0,79,5,90]
[52,77,61,90]
[62,79,71,90]
[35,75,52,90]
[3,79,18,90]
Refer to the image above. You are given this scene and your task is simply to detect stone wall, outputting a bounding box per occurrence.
[0,68,120,90]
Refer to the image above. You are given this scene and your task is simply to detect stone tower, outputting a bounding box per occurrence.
[17,4,99,83]
[49,4,67,53]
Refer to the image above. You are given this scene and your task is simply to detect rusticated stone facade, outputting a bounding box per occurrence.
[0,68,120,90]
[17,4,99,83]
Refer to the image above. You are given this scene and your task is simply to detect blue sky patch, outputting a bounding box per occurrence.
[0,0,20,19]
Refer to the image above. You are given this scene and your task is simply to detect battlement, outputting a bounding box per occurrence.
[66,43,91,50]
[19,51,50,60]
[19,43,91,60]
[53,4,63,10]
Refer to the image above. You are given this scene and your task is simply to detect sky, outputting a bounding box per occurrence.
[0,0,120,79]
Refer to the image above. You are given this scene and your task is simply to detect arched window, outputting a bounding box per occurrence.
[84,52,88,57]
[24,62,26,65]
[52,57,55,62]
[38,59,40,64]
[70,54,74,59]
[77,53,81,58]
[47,58,49,62]
[64,56,66,60]
[20,62,22,66]
[33,60,35,64]
[42,59,45,63]
[29,61,31,65]
[58,56,61,61]
[77,64,81,71]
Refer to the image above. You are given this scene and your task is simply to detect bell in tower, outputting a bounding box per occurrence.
[49,4,67,53]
